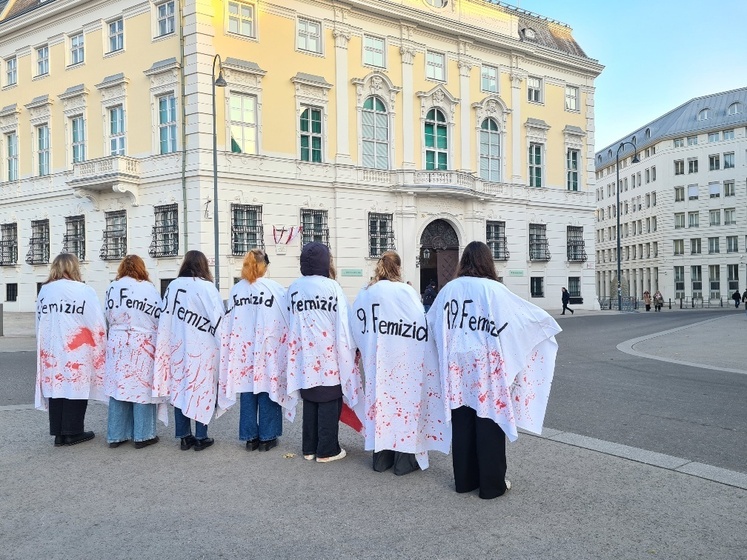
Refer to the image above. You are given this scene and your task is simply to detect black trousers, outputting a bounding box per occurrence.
[451,406,508,499]
[48,398,88,436]
[302,397,342,459]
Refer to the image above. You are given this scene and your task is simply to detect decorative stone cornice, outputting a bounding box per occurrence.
[351,72,401,109]
[472,95,510,128]
[400,45,416,65]
[417,85,459,124]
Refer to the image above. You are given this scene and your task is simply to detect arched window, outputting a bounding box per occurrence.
[645,128,651,139]
[361,96,389,170]
[727,102,742,116]
[479,118,501,181]
[425,108,447,170]
[697,108,709,121]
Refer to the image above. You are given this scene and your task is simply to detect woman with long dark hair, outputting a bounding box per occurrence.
[352,251,450,475]
[429,241,561,499]
[104,255,163,449]
[36,253,107,446]
[218,249,295,452]
[153,250,224,451]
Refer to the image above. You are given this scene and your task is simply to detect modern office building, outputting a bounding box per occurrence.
[0,0,603,312]
[594,87,747,303]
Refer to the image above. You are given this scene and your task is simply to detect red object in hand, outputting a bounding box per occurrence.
[340,403,363,433]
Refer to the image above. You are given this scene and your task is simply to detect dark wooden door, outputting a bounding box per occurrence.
[437,249,459,289]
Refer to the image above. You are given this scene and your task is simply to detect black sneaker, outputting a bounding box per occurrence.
[64,431,95,446]
[194,437,214,451]
[246,439,259,451]
[258,439,277,452]
[134,436,159,449]
[180,435,197,450]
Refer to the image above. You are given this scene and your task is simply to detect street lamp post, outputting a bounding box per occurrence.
[212,54,227,290]
[615,139,639,311]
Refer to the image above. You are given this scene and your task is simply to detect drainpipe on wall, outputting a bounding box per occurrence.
[178,0,188,248]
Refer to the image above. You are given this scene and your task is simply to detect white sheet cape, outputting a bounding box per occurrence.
[286,275,364,425]
[218,277,297,420]
[153,277,224,425]
[351,280,451,469]
[428,276,561,441]
[35,279,107,411]
[103,277,168,420]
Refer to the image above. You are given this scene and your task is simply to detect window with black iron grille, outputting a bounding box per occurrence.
[0,223,18,266]
[26,219,50,264]
[63,215,85,261]
[529,223,550,261]
[149,204,179,258]
[568,277,581,297]
[100,210,127,260]
[566,226,587,262]
[231,204,264,255]
[6,283,18,302]
[368,213,394,257]
[301,209,329,247]
[530,276,544,297]
[486,221,509,261]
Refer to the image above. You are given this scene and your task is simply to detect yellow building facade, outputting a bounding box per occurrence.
[0,0,603,311]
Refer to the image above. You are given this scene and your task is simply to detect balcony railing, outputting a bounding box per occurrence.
[529,240,551,261]
[567,240,587,262]
[100,230,127,261]
[148,225,179,258]
[26,238,49,265]
[0,240,18,265]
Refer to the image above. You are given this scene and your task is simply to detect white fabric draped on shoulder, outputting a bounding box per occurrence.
[351,280,451,470]
[428,276,561,442]
[153,277,225,425]
[217,277,297,420]
[35,279,107,411]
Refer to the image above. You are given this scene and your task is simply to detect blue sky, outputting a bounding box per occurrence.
[505,0,747,151]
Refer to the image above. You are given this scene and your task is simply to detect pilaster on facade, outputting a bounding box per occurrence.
[332,23,353,165]
[509,66,525,182]
[457,58,473,172]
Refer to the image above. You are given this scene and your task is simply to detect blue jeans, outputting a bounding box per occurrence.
[174,407,208,440]
[239,392,283,442]
[107,397,157,443]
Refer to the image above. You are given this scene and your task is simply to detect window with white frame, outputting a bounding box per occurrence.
[36,45,49,76]
[368,213,394,258]
[529,223,549,261]
[674,159,684,175]
[726,236,738,253]
[109,105,125,155]
[530,276,544,297]
[687,135,698,146]
[528,142,542,187]
[63,215,85,261]
[101,210,127,260]
[691,265,702,298]
[362,97,389,170]
[709,209,720,226]
[687,158,698,173]
[724,208,736,225]
[708,154,720,170]
[5,57,17,86]
[363,35,385,68]
[727,102,742,116]
[158,94,177,154]
[71,116,86,163]
[687,184,698,200]
[651,166,656,181]
[708,182,720,198]
[481,65,498,93]
[301,209,329,246]
[156,1,175,36]
[70,33,84,65]
[723,152,735,168]
[673,138,684,148]
[688,211,699,228]
[424,108,447,170]
[26,219,50,264]
[565,86,579,111]
[229,93,257,154]
[566,149,579,191]
[426,51,445,81]
[231,204,264,255]
[486,221,508,261]
[675,266,685,297]
[527,76,542,103]
[709,264,720,299]
[149,204,179,257]
[728,264,739,291]
[300,106,323,163]
[690,238,700,255]
[228,1,254,38]
[723,129,734,140]
[724,180,735,197]
[479,118,500,181]
[0,223,18,265]
[108,19,124,53]
[37,124,50,176]
[697,108,709,121]
[5,132,18,182]
[708,132,719,143]
[645,169,650,183]
[673,239,684,256]
[297,18,321,54]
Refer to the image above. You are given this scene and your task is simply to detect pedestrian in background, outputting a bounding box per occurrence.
[153,250,224,451]
[104,255,164,449]
[654,290,664,312]
[732,289,741,309]
[643,291,652,312]
[35,253,106,447]
[561,287,574,315]
[422,280,437,312]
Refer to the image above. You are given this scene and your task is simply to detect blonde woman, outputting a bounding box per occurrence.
[219,249,295,451]
[35,253,107,446]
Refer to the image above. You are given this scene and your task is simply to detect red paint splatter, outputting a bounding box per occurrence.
[67,328,95,350]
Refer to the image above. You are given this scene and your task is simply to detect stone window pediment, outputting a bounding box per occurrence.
[351,72,401,110]
[417,85,458,124]
[472,95,510,129]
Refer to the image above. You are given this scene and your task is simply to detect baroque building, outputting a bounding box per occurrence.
[594,87,747,304]
[0,0,602,311]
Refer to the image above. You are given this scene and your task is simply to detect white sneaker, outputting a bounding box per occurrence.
[316,448,347,463]
[505,479,512,491]
[303,454,316,461]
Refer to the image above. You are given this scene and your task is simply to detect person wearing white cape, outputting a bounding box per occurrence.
[428,242,561,499]
[218,249,296,452]
[351,251,450,475]
[35,253,107,446]
[104,255,165,449]
[153,251,224,452]
[286,242,363,463]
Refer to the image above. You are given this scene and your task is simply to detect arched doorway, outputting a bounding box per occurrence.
[419,219,459,293]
